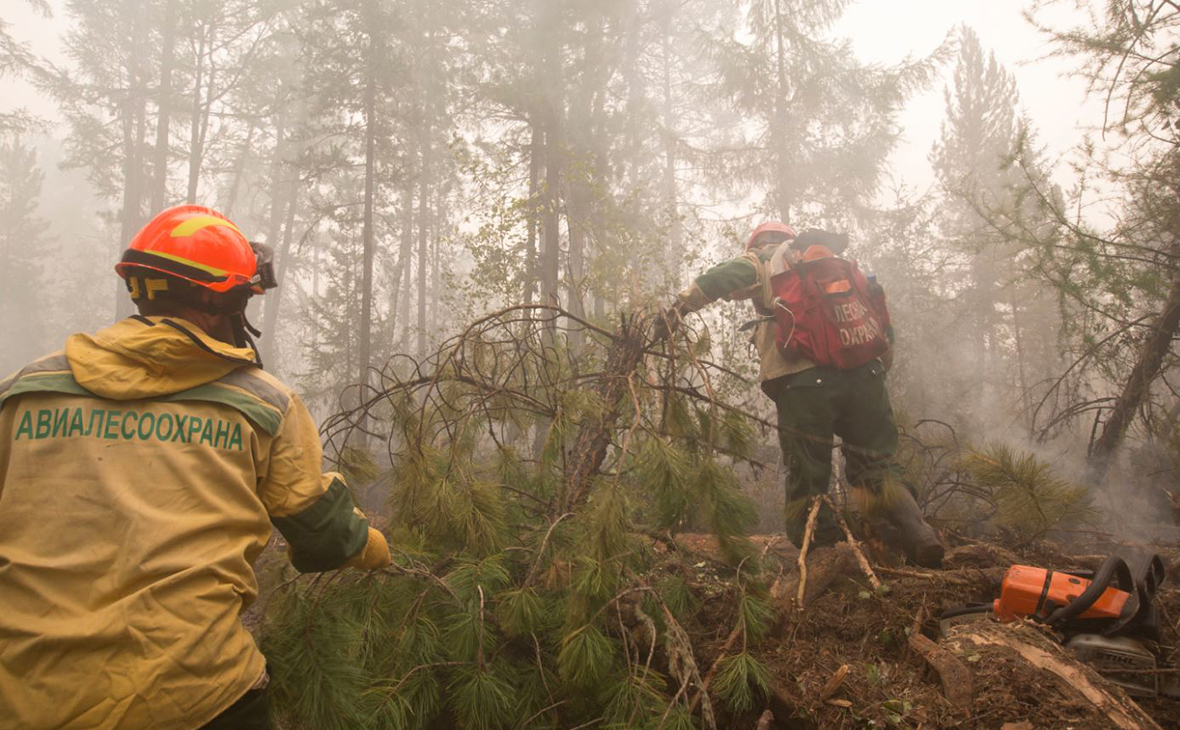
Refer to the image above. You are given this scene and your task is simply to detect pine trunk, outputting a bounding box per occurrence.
[185,21,210,204]
[149,0,176,212]
[417,127,431,356]
[771,0,791,222]
[1088,269,1180,483]
[115,47,148,321]
[524,121,540,306]
[559,316,648,513]
[260,94,308,370]
[358,8,379,389]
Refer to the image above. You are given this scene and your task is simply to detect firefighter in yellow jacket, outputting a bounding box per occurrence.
[0,205,391,730]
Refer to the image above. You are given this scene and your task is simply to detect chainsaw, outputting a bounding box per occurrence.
[939,552,1179,699]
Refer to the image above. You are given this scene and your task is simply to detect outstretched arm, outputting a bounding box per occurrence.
[258,393,391,572]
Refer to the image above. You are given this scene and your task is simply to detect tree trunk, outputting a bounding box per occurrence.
[430,187,442,331]
[260,94,308,370]
[943,621,1161,729]
[1010,290,1032,432]
[358,3,379,389]
[1088,269,1180,483]
[417,126,432,356]
[771,0,791,222]
[524,121,540,306]
[185,21,209,204]
[149,0,176,212]
[115,40,148,321]
[661,28,681,289]
[389,165,415,339]
[560,315,648,513]
[222,122,255,217]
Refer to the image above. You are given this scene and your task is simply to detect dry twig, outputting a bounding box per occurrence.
[796,496,824,606]
[822,496,881,590]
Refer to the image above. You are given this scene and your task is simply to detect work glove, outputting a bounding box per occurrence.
[345,527,392,570]
[652,303,684,342]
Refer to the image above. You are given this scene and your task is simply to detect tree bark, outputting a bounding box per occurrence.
[1088,270,1180,483]
[661,28,681,288]
[524,121,540,306]
[537,2,562,320]
[358,0,379,389]
[417,126,431,356]
[771,0,791,222]
[389,160,415,339]
[260,93,308,370]
[559,316,647,513]
[149,0,176,212]
[115,21,148,321]
[185,20,211,204]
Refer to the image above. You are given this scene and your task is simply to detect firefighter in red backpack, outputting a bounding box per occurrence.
[663,221,943,568]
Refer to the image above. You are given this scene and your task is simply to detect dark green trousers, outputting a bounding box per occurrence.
[201,688,270,730]
[766,360,901,547]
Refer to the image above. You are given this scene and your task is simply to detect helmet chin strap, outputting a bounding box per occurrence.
[230,310,265,368]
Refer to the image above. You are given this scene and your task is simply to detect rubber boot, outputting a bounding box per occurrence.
[885,488,944,569]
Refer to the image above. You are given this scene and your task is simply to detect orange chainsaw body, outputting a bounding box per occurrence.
[992,565,1130,622]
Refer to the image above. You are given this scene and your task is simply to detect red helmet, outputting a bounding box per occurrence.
[746,221,797,251]
[116,205,272,295]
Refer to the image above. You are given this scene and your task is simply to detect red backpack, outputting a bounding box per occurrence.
[765,252,891,369]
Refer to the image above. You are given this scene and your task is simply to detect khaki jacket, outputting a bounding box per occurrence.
[0,316,375,730]
[677,241,814,383]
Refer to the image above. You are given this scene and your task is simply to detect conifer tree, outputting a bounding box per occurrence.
[928,26,1061,435]
[0,136,51,373]
[1022,1,1180,480]
[706,0,942,226]
[0,0,50,134]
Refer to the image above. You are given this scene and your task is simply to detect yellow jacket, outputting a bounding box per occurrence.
[0,316,389,730]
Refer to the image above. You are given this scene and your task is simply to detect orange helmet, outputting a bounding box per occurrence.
[116,205,275,297]
[746,220,797,250]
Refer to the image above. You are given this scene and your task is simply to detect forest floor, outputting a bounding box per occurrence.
[672,531,1180,729]
[247,526,1180,729]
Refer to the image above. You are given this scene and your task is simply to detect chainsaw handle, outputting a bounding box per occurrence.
[1045,555,1133,627]
[1108,552,1166,636]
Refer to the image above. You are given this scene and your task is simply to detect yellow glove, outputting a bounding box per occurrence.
[345,527,392,570]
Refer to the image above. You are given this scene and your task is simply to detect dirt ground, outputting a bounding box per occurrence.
[246,526,1179,728]
[674,531,1180,729]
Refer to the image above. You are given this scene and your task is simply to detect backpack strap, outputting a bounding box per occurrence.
[743,246,791,314]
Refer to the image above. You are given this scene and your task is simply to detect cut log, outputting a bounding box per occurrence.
[943,621,1162,730]
[770,543,855,619]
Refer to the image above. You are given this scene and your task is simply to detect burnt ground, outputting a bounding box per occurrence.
[674,532,1180,729]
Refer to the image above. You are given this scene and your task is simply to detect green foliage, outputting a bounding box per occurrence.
[558,624,616,689]
[338,445,380,488]
[711,652,771,714]
[263,587,370,730]
[449,664,516,730]
[956,444,1096,540]
[264,319,767,729]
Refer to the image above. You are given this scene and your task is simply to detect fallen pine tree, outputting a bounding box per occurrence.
[252,307,1180,729]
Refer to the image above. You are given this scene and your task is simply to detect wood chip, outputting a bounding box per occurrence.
[825,699,853,708]
[908,632,973,713]
[819,664,850,701]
